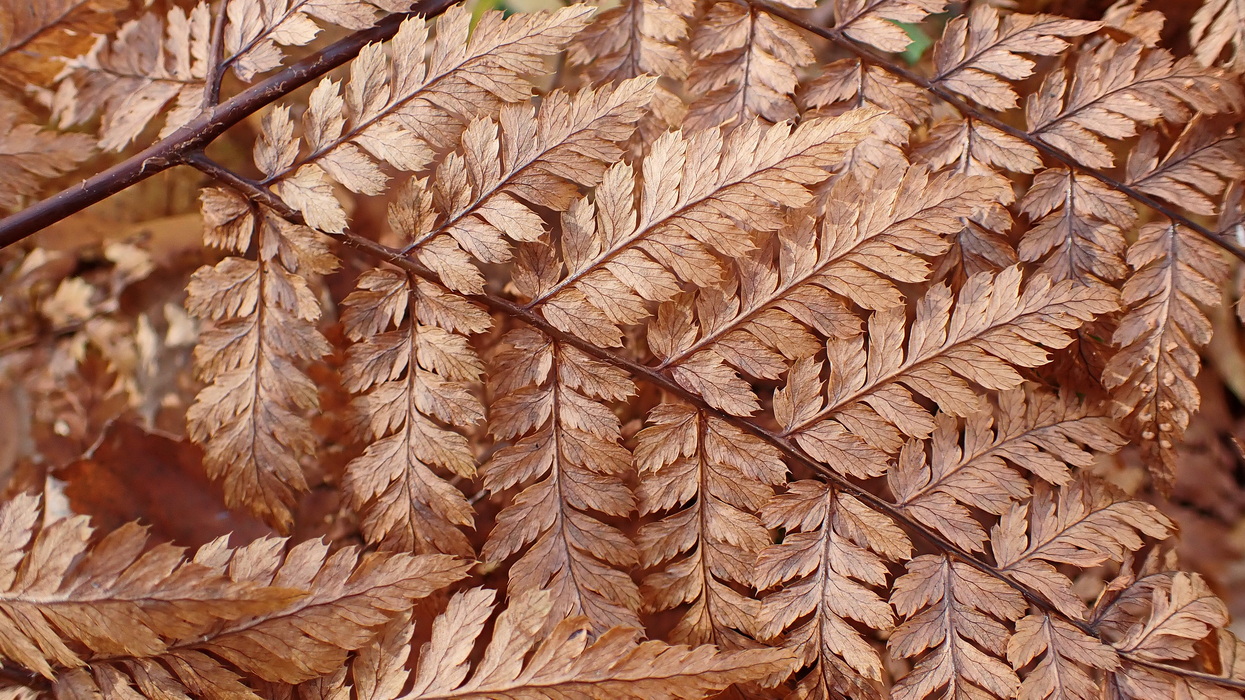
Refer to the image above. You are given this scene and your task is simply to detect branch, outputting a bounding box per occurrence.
[755,0,1245,266]
[202,0,232,108]
[0,0,462,250]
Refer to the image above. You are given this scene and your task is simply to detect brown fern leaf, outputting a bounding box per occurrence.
[1104,573,1233,699]
[991,478,1171,619]
[513,110,880,357]
[1025,39,1243,170]
[397,76,656,293]
[931,5,1098,112]
[684,1,814,131]
[0,494,297,680]
[756,481,912,700]
[567,0,692,134]
[401,587,796,699]
[1018,168,1136,287]
[636,402,786,646]
[1102,221,1231,490]
[187,115,339,529]
[1125,117,1245,218]
[59,537,470,698]
[340,267,488,556]
[0,97,94,211]
[832,0,947,54]
[778,266,1117,479]
[889,554,1026,700]
[222,0,414,81]
[1191,0,1245,71]
[482,329,641,632]
[55,3,211,151]
[0,0,124,89]
[888,387,1127,554]
[916,118,1038,284]
[1008,614,1119,700]
[267,4,596,233]
[653,162,1001,417]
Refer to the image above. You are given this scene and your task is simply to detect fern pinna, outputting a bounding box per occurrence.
[4,0,1245,697]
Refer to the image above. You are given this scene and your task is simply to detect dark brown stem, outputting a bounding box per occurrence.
[755,0,1245,266]
[202,0,232,108]
[0,0,461,250]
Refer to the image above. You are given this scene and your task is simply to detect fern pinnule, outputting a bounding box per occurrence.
[1103,221,1231,490]
[264,4,597,234]
[778,266,1118,479]
[186,110,339,530]
[482,329,641,632]
[756,482,911,699]
[637,402,786,646]
[401,587,797,699]
[684,0,814,131]
[54,3,212,152]
[930,5,1099,113]
[888,388,1127,554]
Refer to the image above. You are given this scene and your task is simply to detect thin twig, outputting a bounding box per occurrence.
[0,0,461,251]
[202,0,232,108]
[755,0,1245,266]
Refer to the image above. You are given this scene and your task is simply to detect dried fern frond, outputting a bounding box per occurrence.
[653,162,1001,417]
[832,0,947,54]
[0,494,469,697]
[55,3,212,151]
[1125,117,1245,218]
[1018,168,1136,287]
[396,76,655,292]
[1103,221,1231,489]
[402,587,797,699]
[567,0,691,134]
[889,554,1027,700]
[1191,0,1245,71]
[515,111,879,370]
[341,267,487,556]
[0,494,296,679]
[916,118,1038,284]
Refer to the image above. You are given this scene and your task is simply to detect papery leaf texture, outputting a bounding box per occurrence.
[6,1,1245,700]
